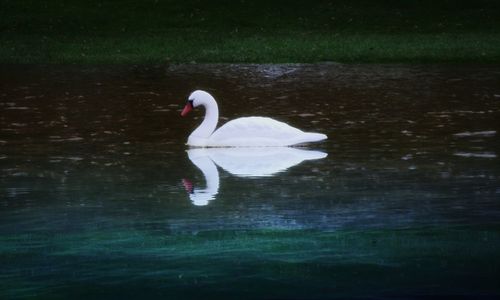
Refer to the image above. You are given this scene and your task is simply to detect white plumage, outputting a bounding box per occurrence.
[181,90,327,147]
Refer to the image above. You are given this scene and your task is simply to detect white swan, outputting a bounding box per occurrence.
[181,90,327,147]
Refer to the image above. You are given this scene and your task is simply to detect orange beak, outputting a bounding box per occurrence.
[181,101,193,117]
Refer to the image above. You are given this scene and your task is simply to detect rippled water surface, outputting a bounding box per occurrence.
[1,64,500,299]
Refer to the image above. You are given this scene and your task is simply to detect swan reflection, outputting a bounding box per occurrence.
[183,147,327,206]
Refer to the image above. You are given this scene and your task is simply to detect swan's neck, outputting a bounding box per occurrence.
[190,97,219,139]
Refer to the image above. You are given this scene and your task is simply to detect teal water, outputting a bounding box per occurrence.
[1,64,499,299]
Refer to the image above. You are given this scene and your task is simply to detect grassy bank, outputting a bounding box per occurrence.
[1,0,500,63]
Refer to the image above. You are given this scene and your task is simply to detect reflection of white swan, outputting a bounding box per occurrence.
[183,147,327,206]
[181,90,327,147]
[183,150,220,206]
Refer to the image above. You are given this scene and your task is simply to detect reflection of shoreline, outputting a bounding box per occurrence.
[184,148,327,206]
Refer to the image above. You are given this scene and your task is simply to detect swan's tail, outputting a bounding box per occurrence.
[289,132,327,146]
[303,132,328,143]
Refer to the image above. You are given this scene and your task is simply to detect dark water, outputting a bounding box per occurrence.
[1,64,500,299]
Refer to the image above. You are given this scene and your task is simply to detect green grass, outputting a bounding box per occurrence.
[1,0,500,63]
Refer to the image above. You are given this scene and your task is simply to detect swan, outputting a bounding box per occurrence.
[181,90,327,147]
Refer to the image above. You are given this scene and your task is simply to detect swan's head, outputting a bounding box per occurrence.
[181,90,215,117]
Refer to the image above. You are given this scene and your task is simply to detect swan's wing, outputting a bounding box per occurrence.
[209,117,313,146]
[209,116,327,146]
[214,117,304,138]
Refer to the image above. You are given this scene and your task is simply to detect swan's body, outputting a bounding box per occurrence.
[181,90,327,147]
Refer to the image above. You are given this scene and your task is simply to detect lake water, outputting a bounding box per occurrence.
[1,64,499,299]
